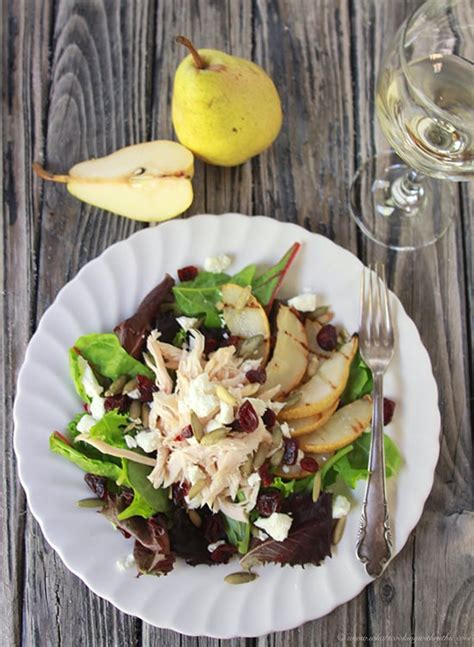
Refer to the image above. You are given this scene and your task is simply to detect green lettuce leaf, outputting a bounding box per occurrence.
[117,489,156,521]
[50,432,122,481]
[251,242,301,307]
[322,432,402,489]
[70,334,153,400]
[340,350,373,405]
[231,264,257,286]
[224,515,251,554]
[87,411,129,449]
[271,474,316,497]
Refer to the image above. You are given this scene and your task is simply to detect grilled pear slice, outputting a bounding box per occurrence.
[299,396,372,453]
[281,336,358,420]
[259,305,308,397]
[33,141,194,222]
[287,399,339,437]
[221,283,271,363]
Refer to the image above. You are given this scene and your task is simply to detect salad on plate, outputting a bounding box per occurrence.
[50,243,401,582]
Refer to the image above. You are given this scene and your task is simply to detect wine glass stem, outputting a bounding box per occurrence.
[391,168,426,215]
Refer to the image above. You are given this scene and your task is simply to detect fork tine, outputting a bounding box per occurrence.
[369,265,377,342]
[380,264,393,341]
[360,267,367,334]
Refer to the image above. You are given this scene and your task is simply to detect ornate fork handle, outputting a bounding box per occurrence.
[356,371,392,577]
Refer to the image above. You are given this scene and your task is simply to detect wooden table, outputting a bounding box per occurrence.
[2,1,472,645]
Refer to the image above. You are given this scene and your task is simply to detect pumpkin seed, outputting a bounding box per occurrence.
[215,385,237,406]
[253,442,270,470]
[270,447,284,467]
[129,400,141,420]
[105,374,128,396]
[190,412,204,442]
[200,428,229,446]
[312,471,322,502]
[188,478,208,500]
[188,509,202,528]
[224,571,258,585]
[141,404,150,428]
[271,424,283,448]
[332,515,347,545]
[241,454,254,478]
[76,498,105,508]
[282,391,302,410]
[123,377,138,394]
[308,305,330,320]
[238,334,264,359]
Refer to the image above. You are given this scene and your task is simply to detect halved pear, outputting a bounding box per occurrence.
[299,396,372,453]
[221,283,271,363]
[280,336,358,420]
[259,305,308,397]
[287,399,339,437]
[33,141,194,222]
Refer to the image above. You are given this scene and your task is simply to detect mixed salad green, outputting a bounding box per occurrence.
[51,244,401,580]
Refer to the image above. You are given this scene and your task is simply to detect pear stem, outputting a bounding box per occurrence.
[33,162,69,183]
[176,35,205,69]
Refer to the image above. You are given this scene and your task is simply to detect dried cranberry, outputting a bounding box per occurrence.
[300,457,319,473]
[383,398,396,425]
[230,419,241,431]
[262,409,277,429]
[83,402,91,414]
[225,335,240,348]
[172,481,190,508]
[84,474,107,499]
[282,438,298,465]
[238,400,259,433]
[104,394,131,413]
[181,425,193,439]
[204,336,218,355]
[256,489,282,517]
[246,368,267,384]
[203,514,226,543]
[210,543,237,564]
[177,265,198,282]
[136,374,157,403]
[317,324,338,351]
[259,463,273,488]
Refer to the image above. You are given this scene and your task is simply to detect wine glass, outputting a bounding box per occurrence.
[350,0,474,250]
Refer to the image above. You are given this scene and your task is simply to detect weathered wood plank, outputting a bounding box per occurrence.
[252,1,367,644]
[21,1,157,646]
[1,2,54,646]
[352,1,473,645]
[142,0,253,644]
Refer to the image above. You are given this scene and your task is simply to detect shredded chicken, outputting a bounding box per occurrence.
[145,330,174,394]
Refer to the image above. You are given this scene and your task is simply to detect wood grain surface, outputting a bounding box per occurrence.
[1,1,472,646]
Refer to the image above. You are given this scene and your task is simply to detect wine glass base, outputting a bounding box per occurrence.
[350,152,455,250]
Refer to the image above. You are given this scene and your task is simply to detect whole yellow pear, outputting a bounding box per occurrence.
[172,37,282,167]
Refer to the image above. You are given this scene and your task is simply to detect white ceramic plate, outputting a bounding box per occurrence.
[14,214,440,638]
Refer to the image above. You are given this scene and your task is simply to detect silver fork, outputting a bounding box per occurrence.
[356,263,395,577]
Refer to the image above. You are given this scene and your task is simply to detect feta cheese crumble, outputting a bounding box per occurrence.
[187,373,219,417]
[254,512,293,542]
[207,540,226,553]
[124,434,138,449]
[116,553,135,572]
[76,414,96,434]
[204,254,232,273]
[288,293,317,312]
[135,430,160,453]
[177,316,199,332]
[332,494,351,519]
[280,422,292,438]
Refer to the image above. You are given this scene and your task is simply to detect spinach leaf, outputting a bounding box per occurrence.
[116,489,156,521]
[173,265,256,328]
[271,474,315,497]
[49,432,122,481]
[126,462,170,513]
[340,350,373,405]
[251,242,301,308]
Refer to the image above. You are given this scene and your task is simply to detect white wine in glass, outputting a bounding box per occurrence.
[350,0,474,250]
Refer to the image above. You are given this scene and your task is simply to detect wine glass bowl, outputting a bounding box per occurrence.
[350,0,474,250]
